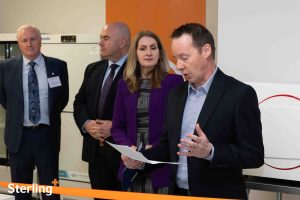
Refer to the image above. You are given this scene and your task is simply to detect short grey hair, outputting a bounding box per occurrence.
[16,24,41,40]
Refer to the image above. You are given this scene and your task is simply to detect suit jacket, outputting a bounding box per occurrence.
[0,55,69,154]
[73,60,125,164]
[144,69,264,199]
[111,74,183,188]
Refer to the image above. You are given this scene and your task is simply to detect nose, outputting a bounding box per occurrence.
[146,48,152,55]
[176,60,184,71]
[99,37,105,46]
[26,40,32,46]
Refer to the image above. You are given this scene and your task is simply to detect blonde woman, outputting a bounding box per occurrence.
[111,31,183,193]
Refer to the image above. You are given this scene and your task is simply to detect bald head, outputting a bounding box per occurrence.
[100,22,131,61]
[106,22,131,48]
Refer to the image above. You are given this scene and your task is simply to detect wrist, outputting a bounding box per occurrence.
[204,143,214,161]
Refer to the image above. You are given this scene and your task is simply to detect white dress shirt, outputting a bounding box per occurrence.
[22,54,50,126]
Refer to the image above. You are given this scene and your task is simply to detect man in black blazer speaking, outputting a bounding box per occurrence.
[0,24,69,200]
[122,23,264,199]
[73,22,131,197]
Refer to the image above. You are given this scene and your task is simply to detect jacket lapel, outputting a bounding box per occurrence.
[104,62,124,105]
[197,69,227,130]
[98,61,125,117]
[174,82,189,144]
[43,55,54,112]
[95,61,109,108]
[16,56,24,110]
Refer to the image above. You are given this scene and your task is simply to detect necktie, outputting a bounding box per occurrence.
[98,64,118,118]
[28,61,41,124]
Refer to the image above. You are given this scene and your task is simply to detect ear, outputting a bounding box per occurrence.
[202,43,212,58]
[119,38,126,49]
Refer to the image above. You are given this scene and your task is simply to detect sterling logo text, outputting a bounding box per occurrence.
[8,183,53,196]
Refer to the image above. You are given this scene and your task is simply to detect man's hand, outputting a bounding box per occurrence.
[122,145,144,169]
[177,123,212,158]
[84,120,104,141]
[96,120,112,141]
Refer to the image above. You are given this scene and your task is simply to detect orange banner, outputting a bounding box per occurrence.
[106,0,206,65]
[0,181,230,200]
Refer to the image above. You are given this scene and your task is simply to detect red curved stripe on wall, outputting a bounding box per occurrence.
[259,94,300,170]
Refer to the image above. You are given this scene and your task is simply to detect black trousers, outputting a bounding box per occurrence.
[9,126,60,200]
[174,184,190,196]
[88,145,121,200]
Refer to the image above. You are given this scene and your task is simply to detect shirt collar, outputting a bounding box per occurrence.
[108,54,128,68]
[23,54,43,67]
[188,66,218,95]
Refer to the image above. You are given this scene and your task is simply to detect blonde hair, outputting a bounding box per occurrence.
[124,31,169,93]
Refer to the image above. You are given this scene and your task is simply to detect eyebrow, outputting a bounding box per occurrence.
[173,53,189,59]
[20,36,38,40]
[138,43,157,47]
[100,35,110,39]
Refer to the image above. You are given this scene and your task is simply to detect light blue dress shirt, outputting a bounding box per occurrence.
[23,54,50,126]
[176,67,218,189]
[101,55,127,89]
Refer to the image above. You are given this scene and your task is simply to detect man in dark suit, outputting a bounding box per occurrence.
[122,23,264,199]
[73,22,131,198]
[0,24,69,200]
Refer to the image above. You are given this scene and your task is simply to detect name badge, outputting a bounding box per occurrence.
[48,76,62,88]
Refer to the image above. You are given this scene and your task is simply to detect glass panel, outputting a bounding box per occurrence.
[10,43,21,58]
[0,43,5,61]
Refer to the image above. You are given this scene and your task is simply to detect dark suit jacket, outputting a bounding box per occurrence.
[0,55,69,154]
[144,69,264,199]
[73,60,125,164]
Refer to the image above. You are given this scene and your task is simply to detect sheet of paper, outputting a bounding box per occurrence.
[106,141,178,165]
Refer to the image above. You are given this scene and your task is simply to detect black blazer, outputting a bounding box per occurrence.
[73,60,125,163]
[0,55,69,154]
[145,69,264,199]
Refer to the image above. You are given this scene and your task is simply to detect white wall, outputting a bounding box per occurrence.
[0,0,105,33]
[206,0,218,59]
[218,0,300,84]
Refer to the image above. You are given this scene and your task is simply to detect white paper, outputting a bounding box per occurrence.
[106,141,178,165]
[48,76,62,88]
